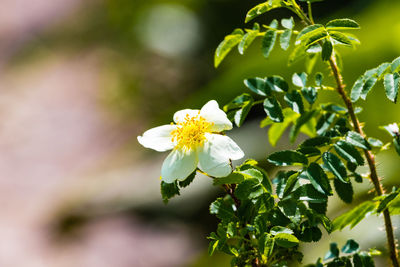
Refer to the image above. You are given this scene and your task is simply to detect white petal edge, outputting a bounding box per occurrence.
[200,100,232,132]
[173,109,200,123]
[161,148,198,183]
[137,125,177,152]
[198,133,244,177]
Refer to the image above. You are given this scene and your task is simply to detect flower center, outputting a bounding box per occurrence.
[171,113,213,151]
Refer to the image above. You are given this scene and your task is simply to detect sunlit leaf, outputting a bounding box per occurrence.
[215,29,244,67]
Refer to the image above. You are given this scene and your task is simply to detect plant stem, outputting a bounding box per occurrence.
[291,2,399,266]
[329,56,399,267]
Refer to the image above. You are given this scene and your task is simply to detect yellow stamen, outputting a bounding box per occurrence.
[171,112,213,151]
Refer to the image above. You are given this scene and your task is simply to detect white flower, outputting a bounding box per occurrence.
[137,100,244,183]
[387,123,399,135]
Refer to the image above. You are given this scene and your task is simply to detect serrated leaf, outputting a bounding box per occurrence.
[215,29,244,67]
[376,62,391,78]
[346,131,371,150]
[297,184,328,203]
[391,56,400,72]
[321,40,333,61]
[268,108,299,146]
[329,31,353,46]
[301,86,318,104]
[304,163,332,195]
[270,226,294,235]
[360,76,378,100]
[350,75,365,102]
[332,201,377,231]
[297,146,321,157]
[334,178,354,203]
[290,109,317,142]
[224,93,253,111]
[178,171,196,188]
[245,0,287,23]
[266,75,289,92]
[324,243,339,261]
[234,99,253,127]
[235,178,265,200]
[264,97,284,122]
[244,77,271,96]
[301,136,331,147]
[210,197,236,221]
[322,152,348,183]
[284,91,304,114]
[238,29,259,55]
[268,150,308,166]
[296,24,324,42]
[305,30,328,47]
[316,113,336,135]
[292,72,308,87]
[326,18,360,30]
[274,233,299,248]
[384,73,400,103]
[161,181,180,203]
[213,172,245,185]
[280,29,292,50]
[262,30,277,58]
[377,190,400,213]
[334,140,365,166]
[341,239,360,254]
[281,17,294,29]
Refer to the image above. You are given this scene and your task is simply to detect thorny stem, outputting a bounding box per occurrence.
[292,2,399,266]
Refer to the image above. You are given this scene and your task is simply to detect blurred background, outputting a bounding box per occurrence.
[0,0,399,266]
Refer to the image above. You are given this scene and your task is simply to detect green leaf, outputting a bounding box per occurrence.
[266,75,289,92]
[329,31,352,46]
[161,181,180,203]
[304,163,332,195]
[213,172,245,185]
[268,150,308,166]
[274,233,299,248]
[281,17,294,29]
[283,172,300,197]
[324,243,339,261]
[296,24,324,42]
[280,29,292,50]
[235,178,265,200]
[301,86,318,104]
[300,136,331,147]
[322,152,348,183]
[290,109,317,142]
[346,131,371,150]
[259,233,275,257]
[325,19,360,30]
[334,178,354,203]
[383,73,400,103]
[297,184,328,203]
[334,140,364,166]
[224,93,253,111]
[262,30,277,58]
[270,226,294,235]
[368,137,383,148]
[394,138,400,156]
[360,76,378,100]
[244,77,271,96]
[315,72,324,87]
[233,98,253,127]
[238,29,259,55]
[297,146,321,157]
[245,0,287,23]
[316,113,336,135]
[321,40,333,61]
[376,62,391,78]
[391,56,400,72]
[209,197,236,221]
[284,91,304,114]
[208,239,219,256]
[292,72,308,87]
[268,108,299,146]
[350,76,365,102]
[305,30,328,47]
[377,190,400,213]
[264,97,284,122]
[341,239,360,254]
[178,171,196,188]
[332,201,377,231]
[214,29,244,67]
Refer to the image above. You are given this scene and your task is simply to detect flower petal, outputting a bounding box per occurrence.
[173,109,200,123]
[198,133,244,177]
[161,148,198,183]
[200,100,232,132]
[137,125,176,152]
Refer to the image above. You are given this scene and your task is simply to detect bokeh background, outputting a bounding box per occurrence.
[0,0,399,266]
